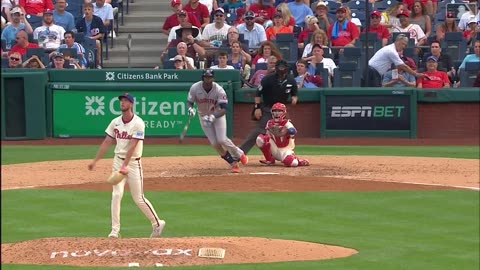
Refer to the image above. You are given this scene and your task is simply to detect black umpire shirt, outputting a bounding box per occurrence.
[256,73,298,108]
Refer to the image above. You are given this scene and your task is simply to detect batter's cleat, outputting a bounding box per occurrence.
[298,159,310,166]
[259,159,275,165]
[150,220,166,238]
[108,230,120,238]
[239,153,249,165]
[231,163,240,173]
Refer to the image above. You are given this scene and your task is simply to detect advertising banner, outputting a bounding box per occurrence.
[325,95,411,130]
[53,90,205,137]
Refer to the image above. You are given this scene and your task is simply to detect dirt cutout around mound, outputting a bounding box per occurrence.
[1,155,479,267]
[1,237,357,267]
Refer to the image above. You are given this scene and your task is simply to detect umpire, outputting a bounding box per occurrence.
[239,59,298,155]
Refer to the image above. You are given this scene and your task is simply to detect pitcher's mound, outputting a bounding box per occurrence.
[1,236,357,267]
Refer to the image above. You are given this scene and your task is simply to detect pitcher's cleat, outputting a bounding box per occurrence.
[298,159,310,166]
[150,220,166,238]
[108,230,120,238]
[239,153,249,165]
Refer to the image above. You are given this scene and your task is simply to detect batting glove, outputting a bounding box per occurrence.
[202,114,215,125]
[188,107,196,117]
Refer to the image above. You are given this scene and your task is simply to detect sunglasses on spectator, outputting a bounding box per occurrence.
[10,57,20,61]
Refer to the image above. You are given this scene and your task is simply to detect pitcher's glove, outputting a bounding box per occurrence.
[106,171,126,185]
[202,114,215,126]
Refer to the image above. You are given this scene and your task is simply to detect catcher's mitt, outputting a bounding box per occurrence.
[267,125,287,137]
[106,171,126,185]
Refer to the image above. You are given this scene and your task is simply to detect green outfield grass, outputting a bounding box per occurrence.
[1,145,479,270]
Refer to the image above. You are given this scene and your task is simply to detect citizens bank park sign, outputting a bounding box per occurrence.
[50,248,193,258]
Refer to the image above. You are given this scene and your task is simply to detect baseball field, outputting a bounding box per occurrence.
[1,141,479,269]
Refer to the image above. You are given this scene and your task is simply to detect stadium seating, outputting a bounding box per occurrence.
[333,62,361,87]
[459,62,480,87]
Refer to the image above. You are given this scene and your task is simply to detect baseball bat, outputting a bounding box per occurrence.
[179,115,193,143]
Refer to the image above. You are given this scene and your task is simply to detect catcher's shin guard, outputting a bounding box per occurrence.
[256,134,275,163]
[283,155,299,167]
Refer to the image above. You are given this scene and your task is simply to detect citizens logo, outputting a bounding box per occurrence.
[105,72,115,81]
[85,96,105,115]
[331,106,405,118]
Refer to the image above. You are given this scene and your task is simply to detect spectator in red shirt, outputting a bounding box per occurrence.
[363,11,390,46]
[327,6,359,48]
[183,0,210,28]
[297,15,320,49]
[162,0,200,36]
[19,0,54,16]
[417,56,450,89]
[9,29,39,56]
[248,0,275,26]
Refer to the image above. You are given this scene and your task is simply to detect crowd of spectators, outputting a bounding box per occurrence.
[1,0,118,69]
[161,0,479,88]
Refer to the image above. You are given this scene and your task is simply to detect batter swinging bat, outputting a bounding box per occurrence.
[179,115,193,143]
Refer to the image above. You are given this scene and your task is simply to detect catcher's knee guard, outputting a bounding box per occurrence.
[256,134,270,148]
[283,155,299,167]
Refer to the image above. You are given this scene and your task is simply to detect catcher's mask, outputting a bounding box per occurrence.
[275,60,289,77]
[271,102,287,122]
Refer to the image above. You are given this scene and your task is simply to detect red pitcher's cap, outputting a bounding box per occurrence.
[171,0,181,7]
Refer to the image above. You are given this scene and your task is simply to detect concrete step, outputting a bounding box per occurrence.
[103,56,161,68]
[119,21,164,33]
[127,3,165,12]
[108,46,163,58]
[122,14,164,24]
[112,33,167,46]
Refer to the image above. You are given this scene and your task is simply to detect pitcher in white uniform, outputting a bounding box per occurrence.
[187,69,248,172]
[88,93,166,238]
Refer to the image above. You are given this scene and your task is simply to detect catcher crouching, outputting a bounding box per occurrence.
[256,102,309,167]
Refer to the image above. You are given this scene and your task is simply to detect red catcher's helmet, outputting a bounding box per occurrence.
[271,102,287,122]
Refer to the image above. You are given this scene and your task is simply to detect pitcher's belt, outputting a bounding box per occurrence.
[117,156,141,160]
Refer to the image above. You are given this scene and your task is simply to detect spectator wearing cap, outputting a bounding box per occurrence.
[5,51,22,68]
[287,0,313,29]
[305,43,335,86]
[50,51,75,69]
[32,8,65,50]
[298,15,320,49]
[1,6,33,50]
[221,0,245,20]
[265,11,292,41]
[165,23,205,59]
[326,6,359,48]
[422,40,454,81]
[237,10,267,49]
[301,29,331,59]
[410,1,431,38]
[458,1,479,31]
[172,54,195,69]
[183,0,210,28]
[314,1,332,32]
[248,0,275,26]
[167,10,202,43]
[19,0,53,16]
[295,59,323,88]
[417,56,450,89]
[363,11,390,47]
[162,0,200,36]
[392,10,426,46]
[53,0,74,32]
[200,8,231,48]
[382,57,417,88]
[463,16,479,46]
[275,3,295,30]
[365,34,424,87]
[75,2,105,68]
[9,29,39,56]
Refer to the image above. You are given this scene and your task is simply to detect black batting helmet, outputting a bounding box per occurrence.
[202,68,214,78]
